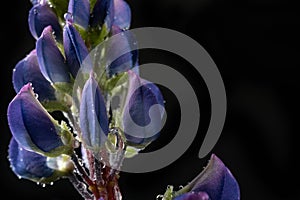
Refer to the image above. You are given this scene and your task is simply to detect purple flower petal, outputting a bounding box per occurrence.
[191,154,240,200]
[122,71,165,145]
[28,3,62,41]
[80,75,109,151]
[113,0,131,30]
[63,23,89,78]
[36,26,70,83]
[107,27,138,76]
[174,192,210,200]
[90,0,114,30]
[7,84,66,157]
[8,138,56,183]
[13,49,56,102]
[68,0,90,29]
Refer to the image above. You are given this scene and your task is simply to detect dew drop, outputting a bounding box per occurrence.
[64,12,73,23]
[50,182,54,186]
[42,183,46,187]
[18,175,22,179]
[35,93,39,99]
[73,140,80,148]
[36,182,40,185]
[179,185,184,189]
[33,9,38,15]
[156,194,164,200]
[13,68,16,72]
[163,100,166,104]
[77,182,87,190]
[19,147,23,151]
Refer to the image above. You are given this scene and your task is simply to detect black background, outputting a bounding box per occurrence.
[0,0,299,199]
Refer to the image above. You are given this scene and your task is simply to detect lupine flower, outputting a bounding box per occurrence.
[28,1,62,41]
[80,74,109,152]
[122,71,165,145]
[107,26,138,76]
[174,192,209,200]
[112,0,131,30]
[173,154,240,200]
[36,25,70,83]
[90,0,114,29]
[63,21,89,78]
[7,84,73,157]
[12,49,56,102]
[67,0,90,29]
[8,138,72,184]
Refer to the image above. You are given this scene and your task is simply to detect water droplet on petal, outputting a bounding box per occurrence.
[50,182,54,186]
[64,12,73,23]
[35,93,39,99]
[42,183,46,187]
[18,175,22,179]
[37,182,40,185]
[33,9,38,15]
[73,140,80,148]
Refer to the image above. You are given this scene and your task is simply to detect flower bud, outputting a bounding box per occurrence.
[13,49,56,102]
[67,0,90,29]
[8,138,68,184]
[113,0,131,30]
[36,26,70,83]
[7,84,73,157]
[63,23,89,78]
[122,71,165,145]
[80,75,109,152]
[28,3,62,41]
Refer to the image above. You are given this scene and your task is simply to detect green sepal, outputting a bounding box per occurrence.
[52,82,74,95]
[41,100,70,112]
[162,185,174,200]
[48,0,69,23]
[124,146,139,158]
